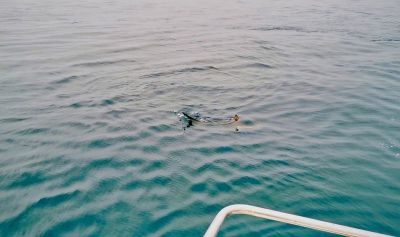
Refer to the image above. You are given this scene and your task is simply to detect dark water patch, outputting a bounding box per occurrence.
[105,109,130,119]
[56,94,71,99]
[70,102,82,108]
[190,183,208,193]
[142,145,161,153]
[107,45,141,54]
[241,163,260,172]
[123,180,143,190]
[152,176,172,186]
[35,190,80,209]
[140,66,217,79]
[215,146,236,154]
[245,62,273,69]
[100,99,114,106]
[261,159,290,167]
[141,160,166,173]
[187,146,237,156]
[59,122,91,130]
[91,121,110,128]
[52,75,79,85]
[61,169,89,187]
[187,147,214,156]
[372,38,400,42]
[3,138,15,144]
[231,176,262,187]
[0,117,30,123]
[16,128,50,135]
[214,159,241,169]
[260,45,278,51]
[87,158,126,170]
[194,163,231,177]
[69,99,117,108]
[72,59,136,68]
[201,202,224,214]
[242,119,255,126]
[88,139,112,148]
[5,172,47,189]
[215,182,232,192]
[251,25,316,33]
[127,158,145,167]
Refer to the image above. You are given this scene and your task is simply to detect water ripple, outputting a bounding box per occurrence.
[1,0,399,236]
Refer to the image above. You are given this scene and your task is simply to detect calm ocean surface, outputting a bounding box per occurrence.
[1,0,399,236]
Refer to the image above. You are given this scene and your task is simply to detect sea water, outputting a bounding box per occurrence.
[0,0,399,236]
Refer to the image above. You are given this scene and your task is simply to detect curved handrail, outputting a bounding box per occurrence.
[204,204,392,237]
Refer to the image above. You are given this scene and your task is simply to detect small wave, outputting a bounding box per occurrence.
[251,25,317,33]
[69,99,114,108]
[72,59,136,68]
[148,209,186,232]
[16,128,50,135]
[34,190,81,209]
[0,190,81,236]
[52,75,79,84]
[190,183,207,192]
[59,122,91,130]
[122,176,171,191]
[42,213,102,236]
[231,176,262,187]
[142,145,161,153]
[190,179,233,195]
[149,124,172,133]
[86,136,138,149]
[246,62,273,69]
[372,38,400,42]
[5,172,46,189]
[140,66,218,78]
[141,160,166,173]
[0,117,29,123]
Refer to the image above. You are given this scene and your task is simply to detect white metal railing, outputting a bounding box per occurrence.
[204,204,392,237]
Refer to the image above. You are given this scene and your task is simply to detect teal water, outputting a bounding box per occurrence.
[1,0,399,236]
